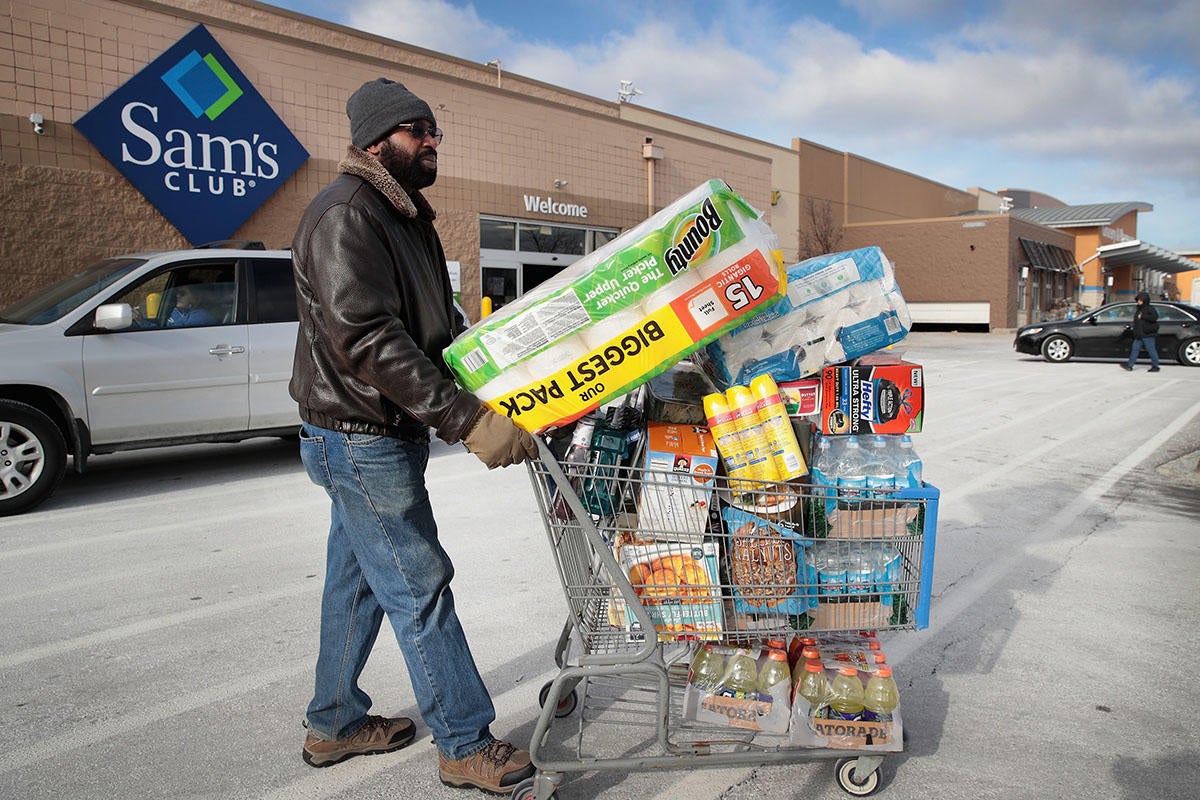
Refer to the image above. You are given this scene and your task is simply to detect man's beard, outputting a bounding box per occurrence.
[377,139,437,191]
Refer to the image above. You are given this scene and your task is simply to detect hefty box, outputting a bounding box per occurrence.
[620,540,723,641]
[445,180,787,433]
[820,361,923,435]
[637,422,720,540]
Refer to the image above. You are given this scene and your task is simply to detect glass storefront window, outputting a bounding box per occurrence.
[590,229,618,250]
[518,223,585,255]
[480,219,516,250]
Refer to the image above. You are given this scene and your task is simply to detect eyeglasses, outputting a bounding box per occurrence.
[394,123,443,144]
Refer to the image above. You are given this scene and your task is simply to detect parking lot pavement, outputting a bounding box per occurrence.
[2,332,1198,799]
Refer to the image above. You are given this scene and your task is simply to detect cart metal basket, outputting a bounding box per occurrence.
[517,436,939,800]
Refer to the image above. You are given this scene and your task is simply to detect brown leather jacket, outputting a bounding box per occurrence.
[289,147,481,444]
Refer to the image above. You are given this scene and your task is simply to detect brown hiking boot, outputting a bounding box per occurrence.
[302,715,416,767]
[438,738,534,794]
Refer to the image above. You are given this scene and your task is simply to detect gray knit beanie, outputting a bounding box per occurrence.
[346,78,436,149]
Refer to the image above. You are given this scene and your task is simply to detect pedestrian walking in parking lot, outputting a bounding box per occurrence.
[289,77,538,794]
[1122,292,1160,372]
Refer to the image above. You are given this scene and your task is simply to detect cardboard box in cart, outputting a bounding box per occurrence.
[636,422,720,540]
[820,361,923,435]
[620,541,723,641]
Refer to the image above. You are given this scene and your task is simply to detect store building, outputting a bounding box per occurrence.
[2,0,1194,329]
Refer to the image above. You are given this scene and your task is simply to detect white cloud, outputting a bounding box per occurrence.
[337,0,1200,246]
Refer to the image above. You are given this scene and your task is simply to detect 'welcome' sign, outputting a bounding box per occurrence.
[76,24,308,245]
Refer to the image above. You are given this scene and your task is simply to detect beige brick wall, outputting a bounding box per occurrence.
[842,215,1076,329]
[0,0,774,311]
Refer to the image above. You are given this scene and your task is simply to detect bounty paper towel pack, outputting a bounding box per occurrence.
[698,247,912,388]
[444,180,787,432]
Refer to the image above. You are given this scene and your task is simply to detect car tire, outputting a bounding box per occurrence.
[1040,334,1074,363]
[0,400,68,517]
[1178,338,1200,367]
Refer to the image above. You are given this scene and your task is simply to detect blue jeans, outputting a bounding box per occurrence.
[300,424,496,759]
[1127,336,1160,369]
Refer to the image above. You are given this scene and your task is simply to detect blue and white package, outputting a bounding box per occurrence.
[722,505,816,615]
[699,247,911,387]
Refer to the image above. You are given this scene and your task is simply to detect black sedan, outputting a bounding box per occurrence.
[1014,301,1200,366]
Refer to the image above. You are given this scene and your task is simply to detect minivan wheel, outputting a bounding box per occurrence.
[0,400,68,516]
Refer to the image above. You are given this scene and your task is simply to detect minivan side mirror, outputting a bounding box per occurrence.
[95,303,133,330]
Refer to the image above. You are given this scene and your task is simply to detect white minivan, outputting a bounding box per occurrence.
[0,242,300,516]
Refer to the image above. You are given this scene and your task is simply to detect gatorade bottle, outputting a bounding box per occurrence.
[793,644,823,684]
[720,649,760,697]
[828,667,866,720]
[703,392,755,493]
[796,660,830,717]
[863,665,900,722]
[725,384,780,486]
[757,650,791,698]
[689,643,725,692]
[750,374,807,480]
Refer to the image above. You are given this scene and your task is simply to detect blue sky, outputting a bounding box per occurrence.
[273,0,1199,249]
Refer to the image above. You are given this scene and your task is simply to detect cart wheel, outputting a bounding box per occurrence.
[538,681,579,717]
[510,776,558,800]
[835,757,882,797]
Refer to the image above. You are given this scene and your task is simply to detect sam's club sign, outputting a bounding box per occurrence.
[76,25,308,244]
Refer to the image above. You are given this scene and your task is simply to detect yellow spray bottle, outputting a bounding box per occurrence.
[725,384,780,486]
[750,374,808,481]
[703,392,756,493]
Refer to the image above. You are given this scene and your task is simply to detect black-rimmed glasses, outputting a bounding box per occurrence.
[394,123,443,144]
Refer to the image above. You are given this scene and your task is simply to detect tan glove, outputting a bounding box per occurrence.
[463,407,539,469]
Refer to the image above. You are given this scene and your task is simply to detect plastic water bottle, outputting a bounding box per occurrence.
[863,665,900,722]
[720,649,760,697]
[863,435,896,498]
[896,434,923,489]
[835,437,867,505]
[827,667,865,720]
[796,660,830,716]
[689,643,725,691]
[757,649,791,697]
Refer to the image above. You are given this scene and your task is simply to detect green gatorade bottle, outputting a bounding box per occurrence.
[828,666,865,721]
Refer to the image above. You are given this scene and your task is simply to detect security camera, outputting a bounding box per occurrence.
[29,113,44,135]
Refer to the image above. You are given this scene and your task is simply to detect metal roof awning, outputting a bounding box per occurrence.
[1012,202,1153,228]
[1096,240,1199,274]
[1019,237,1078,272]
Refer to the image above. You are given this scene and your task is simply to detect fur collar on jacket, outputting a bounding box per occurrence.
[337,146,436,221]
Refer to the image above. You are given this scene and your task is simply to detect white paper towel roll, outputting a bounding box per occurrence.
[472,361,537,404]
[579,306,647,351]
[636,267,704,317]
[690,237,762,286]
[520,335,591,383]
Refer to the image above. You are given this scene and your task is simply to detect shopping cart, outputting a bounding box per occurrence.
[517,433,939,799]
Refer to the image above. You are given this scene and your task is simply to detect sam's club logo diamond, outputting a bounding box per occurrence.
[75,24,308,245]
[162,50,243,120]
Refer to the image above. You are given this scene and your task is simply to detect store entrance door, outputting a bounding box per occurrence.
[481,265,518,312]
